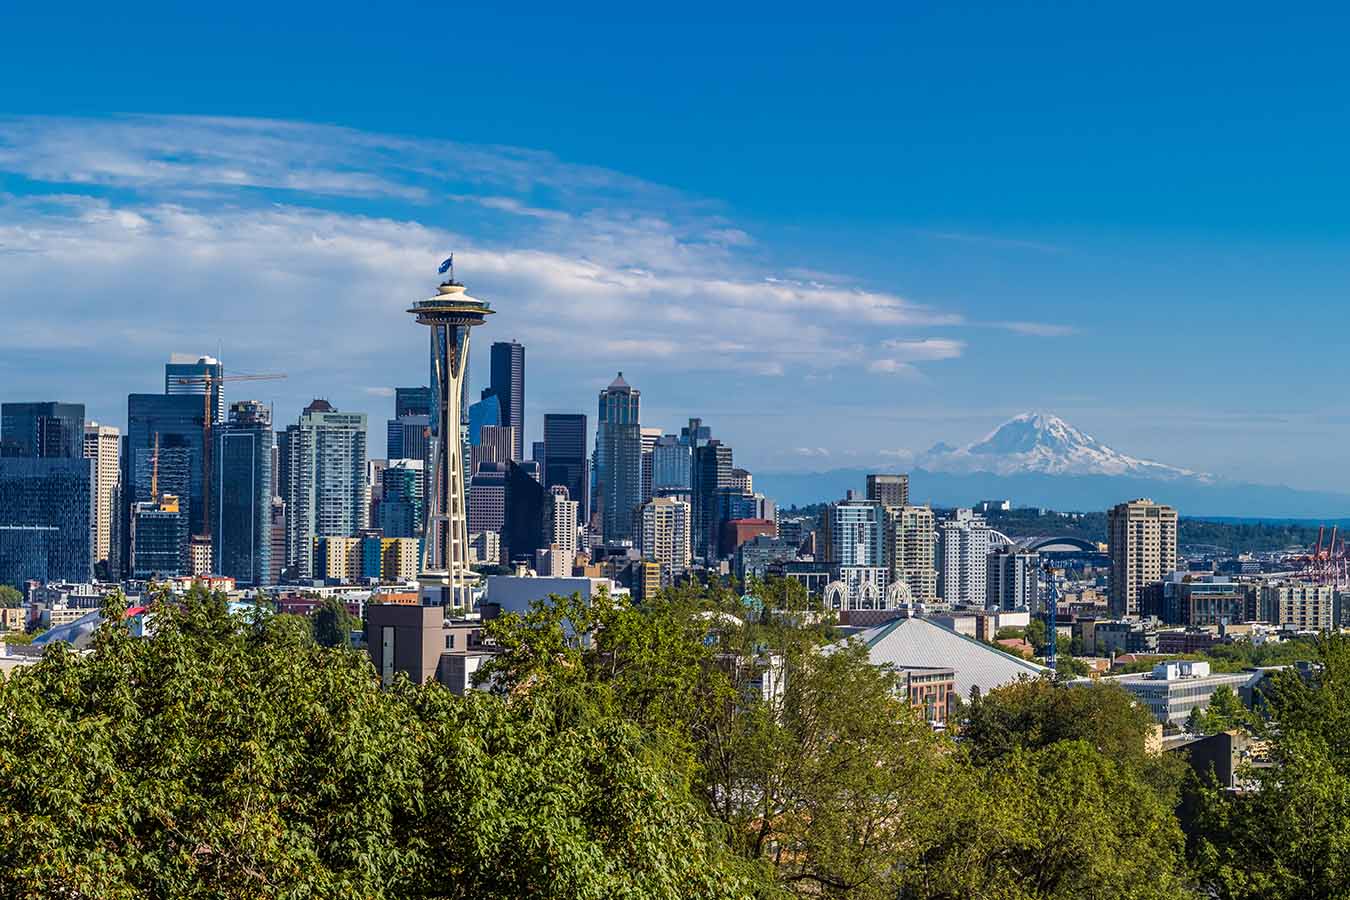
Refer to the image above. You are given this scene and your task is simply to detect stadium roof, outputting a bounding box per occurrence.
[845,615,1047,698]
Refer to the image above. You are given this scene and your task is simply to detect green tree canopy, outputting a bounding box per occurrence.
[0,585,23,607]
[311,596,360,648]
[0,587,758,898]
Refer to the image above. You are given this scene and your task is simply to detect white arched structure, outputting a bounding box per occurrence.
[886,580,915,607]
[824,580,848,611]
[857,580,881,610]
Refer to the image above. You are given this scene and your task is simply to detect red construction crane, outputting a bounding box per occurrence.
[174,372,286,542]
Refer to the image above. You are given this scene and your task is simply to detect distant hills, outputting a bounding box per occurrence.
[759,413,1350,518]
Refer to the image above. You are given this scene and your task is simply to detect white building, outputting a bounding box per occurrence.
[283,401,367,579]
[641,496,692,585]
[938,509,991,606]
[986,545,1040,611]
[82,422,120,575]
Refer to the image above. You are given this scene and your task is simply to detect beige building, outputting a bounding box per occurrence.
[1108,499,1178,618]
[866,473,910,508]
[541,485,578,575]
[885,505,938,601]
[640,496,692,586]
[83,422,121,573]
[1262,582,1334,632]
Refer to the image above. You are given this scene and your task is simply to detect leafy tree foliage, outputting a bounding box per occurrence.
[0,587,757,898]
[1184,685,1255,736]
[0,585,22,607]
[311,596,360,648]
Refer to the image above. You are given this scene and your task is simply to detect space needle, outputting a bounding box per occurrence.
[407,255,494,609]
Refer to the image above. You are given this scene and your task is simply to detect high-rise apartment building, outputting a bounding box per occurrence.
[885,504,937,601]
[130,492,187,580]
[938,508,992,606]
[486,341,525,461]
[165,355,224,423]
[470,424,517,475]
[866,473,910,509]
[641,496,692,585]
[83,422,121,574]
[595,373,642,544]
[541,485,579,576]
[213,401,273,585]
[543,414,588,522]
[2,402,85,459]
[379,459,424,539]
[822,493,885,567]
[729,467,753,496]
[283,400,367,579]
[691,439,733,562]
[1108,499,1178,618]
[467,462,507,539]
[986,545,1041,611]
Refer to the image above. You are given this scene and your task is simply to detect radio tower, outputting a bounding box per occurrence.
[407,257,494,608]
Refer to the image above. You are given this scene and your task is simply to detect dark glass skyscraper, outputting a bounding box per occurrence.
[1,402,85,459]
[692,439,733,562]
[214,401,273,585]
[595,374,641,544]
[0,457,93,587]
[543,414,588,527]
[395,386,433,418]
[127,394,206,538]
[487,341,524,461]
[165,356,224,423]
[379,459,424,538]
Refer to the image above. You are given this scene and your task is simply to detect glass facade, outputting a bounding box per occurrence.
[596,375,641,543]
[0,457,93,587]
[214,401,273,586]
[1,402,85,459]
[127,393,206,537]
[543,413,588,525]
[379,459,424,538]
[131,503,187,579]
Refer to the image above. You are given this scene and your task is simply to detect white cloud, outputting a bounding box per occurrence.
[867,359,922,376]
[995,320,1077,337]
[879,338,965,360]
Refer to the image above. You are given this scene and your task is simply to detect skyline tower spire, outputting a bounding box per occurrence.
[407,264,494,608]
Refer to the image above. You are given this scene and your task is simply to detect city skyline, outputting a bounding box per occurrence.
[8,10,1350,490]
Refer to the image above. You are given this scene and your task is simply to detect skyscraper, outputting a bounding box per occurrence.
[885,505,938,601]
[822,494,885,567]
[595,374,642,544]
[543,413,588,522]
[987,545,1041,612]
[408,271,493,608]
[486,340,525,461]
[283,400,367,579]
[213,401,273,586]
[379,458,424,539]
[640,427,662,505]
[1108,498,1178,618]
[126,393,206,540]
[641,496,691,585]
[541,485,579,576]
[503,459,545,564]
[938,508,992,606]
[1,402,85,459]
[691,439,733,561]
[650,434,688,494]
[83,422,120,575]
[165,355,224,423]
[395,386,433,418]
[0,457,93,587]
[866,473,910,508]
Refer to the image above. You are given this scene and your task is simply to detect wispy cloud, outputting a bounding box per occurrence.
[994,320,1078,337]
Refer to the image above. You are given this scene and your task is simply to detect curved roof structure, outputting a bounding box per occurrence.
[1022,535,1102,553]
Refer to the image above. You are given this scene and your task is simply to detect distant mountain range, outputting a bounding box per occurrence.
[758,412,1350,518]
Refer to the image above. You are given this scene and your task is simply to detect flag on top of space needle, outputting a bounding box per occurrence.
[438,255,454,275]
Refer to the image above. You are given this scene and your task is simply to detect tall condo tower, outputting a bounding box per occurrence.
[407,263,494,608]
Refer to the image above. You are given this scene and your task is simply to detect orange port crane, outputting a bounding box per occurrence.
[174,372,286,541]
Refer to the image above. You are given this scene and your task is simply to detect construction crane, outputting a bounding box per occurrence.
[174,371,286,542]
[150,433,160,503]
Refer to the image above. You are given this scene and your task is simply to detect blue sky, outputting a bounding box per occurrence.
[3,3,1350,489]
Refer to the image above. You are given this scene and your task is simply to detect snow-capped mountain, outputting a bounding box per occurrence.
[918,413,1210,481]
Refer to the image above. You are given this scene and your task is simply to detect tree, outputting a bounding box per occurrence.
[1192,633,1350,899]
[311,596,360,648]
[1185,684,1254,736]
[0,585,22,607]
[0,586,758,898]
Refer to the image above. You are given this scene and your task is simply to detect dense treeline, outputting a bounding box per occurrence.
[0,583,1345,897]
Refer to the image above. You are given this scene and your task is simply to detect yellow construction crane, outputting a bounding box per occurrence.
[174,371,286,541]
